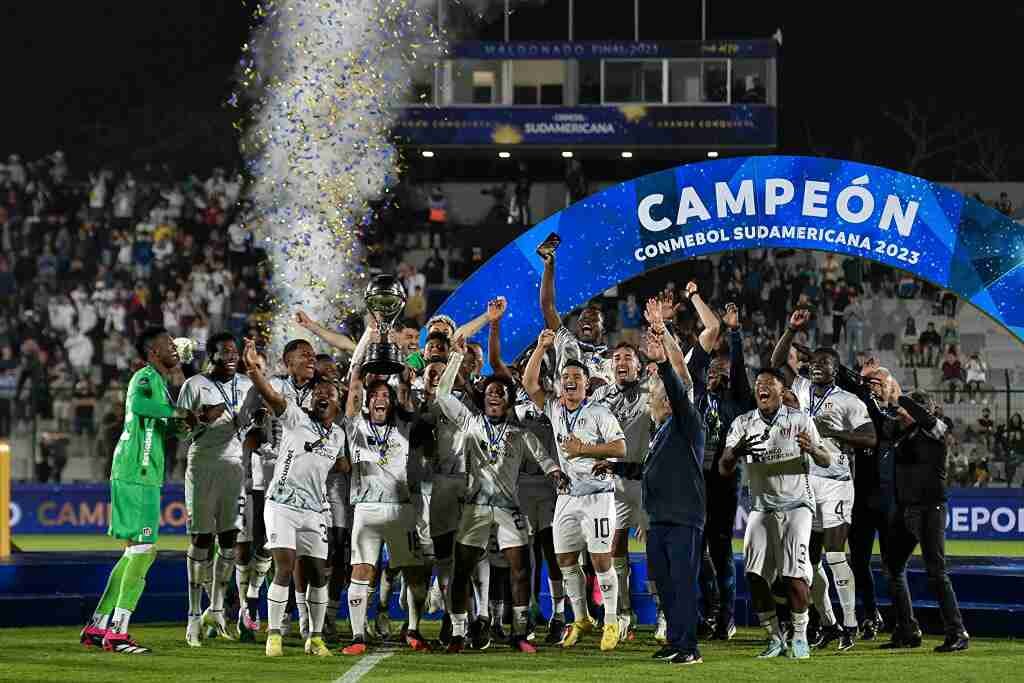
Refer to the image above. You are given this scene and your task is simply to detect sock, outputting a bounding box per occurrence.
[561,564,588,625]
[758,610,780,639]
[348,580,371,639]
[267,582,289,634]
[92,554,130,627]
[438,558,453,614]
[612,556,631,614]
[793,609,809,640]
[596,568,618,621]
[295,591,309,633]
[452,611,469,638]
[548,577,565,618]
[379,569,394,610]
[490,600,503,625]
[646,579,660,610]
[248,554,272,618]
[235,560,252,618]
[307,584,328,637]
[827,551,858,629]
[211,546,236,618]
[115,546,156,613]
[812,561,837,627]
[406,579,426,632]
[472,560,490,619]
[110,607,133,635]
[186,544,212,618]
[513,605,528,636]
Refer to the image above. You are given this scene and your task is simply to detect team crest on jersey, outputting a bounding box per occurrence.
[142,527,152,537]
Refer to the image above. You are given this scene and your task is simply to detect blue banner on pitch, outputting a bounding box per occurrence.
[8,483,188,535]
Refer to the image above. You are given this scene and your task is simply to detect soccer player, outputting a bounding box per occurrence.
[80,327,193,654]
[720,368,831,660]
[342,365,432,655]
[539,250,612,387]
[179,332,255,645]
[771,310,877,650]
[243,338,344,658]
[687,300,754,640]
[589,298,691,642]
[437,337,563,654]
[523,329,627,651]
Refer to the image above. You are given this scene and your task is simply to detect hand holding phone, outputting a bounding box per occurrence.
[536,232,561,261]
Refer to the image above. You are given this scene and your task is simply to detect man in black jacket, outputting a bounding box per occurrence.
[687,302,754,639]
[593,318,706,666]
[884,386,969,652]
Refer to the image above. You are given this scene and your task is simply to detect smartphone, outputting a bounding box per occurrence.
[536,232,562,259]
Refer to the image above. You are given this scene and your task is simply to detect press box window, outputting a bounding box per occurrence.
[668,59,728,104]
[450,60,503,104]
[512,60,566,105]
[603,60,663,104]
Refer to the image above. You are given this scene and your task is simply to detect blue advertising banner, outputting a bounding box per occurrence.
[451,40,779,60]
[9,483,188,535]
[394,105,776,147]
[431,156,1024,365]
[8,484,1020,540]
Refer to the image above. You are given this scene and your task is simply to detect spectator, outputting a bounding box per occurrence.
[512,161,532,227]
[71,378,97,435]
[425,185,448,248]
[933,403,954,434]
[844,288,867,366]
[0,345,16,437]
[967,407,995,450]
[919,322,942,366]
[64,328,95,380]
[398,262,426,300]
[424,249,446,286]
[900,317,919,367]
[946,432,970,487]
[963,352,988,403]
[941,319,960,352]
[37,431,70,483]
[995,192,1013,216]
[406,285,427,327]
[996,414,1024,485]
[941,290,958,318]
[897,273,917,298]
[617,294,643,347]
[940,349,963,404]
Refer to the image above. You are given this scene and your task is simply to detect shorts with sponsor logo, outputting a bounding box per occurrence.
[810,477,854,532]
[519,477,555,533]
[743,507,813,586]
[615,478,648,531]
[108,480,161,545]
[185,460,245,535]
[553,492,615,555]
[457,503,529,551]
[351,502,423,569]
[264,500,329,560]
[428,475,466,538]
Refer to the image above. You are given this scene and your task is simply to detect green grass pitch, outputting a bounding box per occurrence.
[0,622,1020,683]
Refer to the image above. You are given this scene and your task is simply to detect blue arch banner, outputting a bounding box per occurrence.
[432,155,1024,365]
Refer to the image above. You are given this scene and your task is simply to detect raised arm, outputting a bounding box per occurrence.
[242,338,287,417]
[685,281,722,353]
[436,339,473,425]
[724,303,754,409]
[295,309,356,353]
[645,328,700,432]
[454,309,492,343]
[486,297,514,381]
[346,369,363,418]
[523,329,555,409]
[770,309,809,387]
[645,297,690,386]
[539,255,562,331]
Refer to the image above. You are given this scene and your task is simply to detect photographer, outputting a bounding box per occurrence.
[884,387,969,653]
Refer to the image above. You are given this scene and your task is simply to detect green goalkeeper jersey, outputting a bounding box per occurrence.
[110,364,178,487]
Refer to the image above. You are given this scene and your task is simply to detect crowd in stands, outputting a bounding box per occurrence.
[1,150,1022,488]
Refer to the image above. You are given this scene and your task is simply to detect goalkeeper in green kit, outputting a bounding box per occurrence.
[80,327,196,654]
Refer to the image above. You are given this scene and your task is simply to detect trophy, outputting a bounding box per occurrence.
[362,274,408,375]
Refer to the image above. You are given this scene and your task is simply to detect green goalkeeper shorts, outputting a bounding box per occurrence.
[108,480,162,545]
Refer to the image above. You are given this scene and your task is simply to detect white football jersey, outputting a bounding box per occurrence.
[590,378,653,464]
[178,373,255,467]
[423,392,473,477]
[725,405,820,512]
[346,414,415,504]
[515,394,558,481]
[267,403,345,513]
[543,397,625,496]
[439,395,556,509]
[792,376,871,481]
[553,326,614,386]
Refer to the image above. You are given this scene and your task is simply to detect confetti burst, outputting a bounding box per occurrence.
[237,0,444,356]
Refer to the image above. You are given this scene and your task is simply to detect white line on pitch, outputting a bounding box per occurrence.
[333,651,394,683]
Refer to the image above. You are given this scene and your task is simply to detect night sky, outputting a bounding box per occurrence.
[2,0,1022,178]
